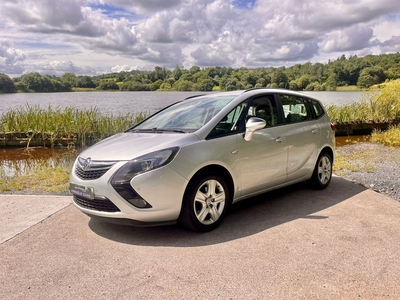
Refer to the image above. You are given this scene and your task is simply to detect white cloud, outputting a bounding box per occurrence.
[0,0,400,76]
[0,40,27,74]
[320,25,374,52]
[111,64,140,72]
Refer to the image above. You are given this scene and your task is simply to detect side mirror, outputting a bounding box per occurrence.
[244,117,266,141]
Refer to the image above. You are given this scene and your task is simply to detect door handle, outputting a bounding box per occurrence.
[276,137,286,143]
[312,128,319,134]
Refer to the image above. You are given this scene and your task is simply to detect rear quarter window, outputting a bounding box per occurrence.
[310,99,325,118]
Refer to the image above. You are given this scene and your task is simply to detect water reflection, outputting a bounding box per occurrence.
[0,135,367,179]
[335,135,370,146]
[0,148,78,178]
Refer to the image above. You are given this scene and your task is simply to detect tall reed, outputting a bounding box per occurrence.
[0,104,148,148]
[326,80,400,123]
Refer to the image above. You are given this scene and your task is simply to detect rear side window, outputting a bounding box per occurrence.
[280,95,312,123]
[310,99,325,118]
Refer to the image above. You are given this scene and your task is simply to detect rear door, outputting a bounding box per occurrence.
[278,94,320,182]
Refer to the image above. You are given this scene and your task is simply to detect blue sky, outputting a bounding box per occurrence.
[1,0,400,77]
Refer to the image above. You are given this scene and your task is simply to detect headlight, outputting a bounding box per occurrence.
[110,147,179,208]
[111,147,180,185]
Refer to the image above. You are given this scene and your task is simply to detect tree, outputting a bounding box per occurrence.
[14,81,28,92]
[197,78,214,91]
[0,73,16,93]
[357,66,385,88]
[41,75,55,92]
[357,73,374,89]
[172,66,183,81]
[325,73,337,91]
[61,73,77,87]
[241,72,258,87]
[255,77,266,87]
[150,79,163,91]
[97,81,119,90]
[190,65,201,74]
[173,80,195,91]
[76,76,96,88]
[20,72,45,92]
[272,70,289,88]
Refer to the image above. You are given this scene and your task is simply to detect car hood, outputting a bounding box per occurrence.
[79,132,200,161]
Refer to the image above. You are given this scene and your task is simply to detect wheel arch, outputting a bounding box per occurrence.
[184,164,235,204]
[320,146,334,164]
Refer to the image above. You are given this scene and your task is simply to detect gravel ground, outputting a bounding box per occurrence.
[335,143,400,201]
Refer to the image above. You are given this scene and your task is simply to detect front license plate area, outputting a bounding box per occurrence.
[70,183,95,200]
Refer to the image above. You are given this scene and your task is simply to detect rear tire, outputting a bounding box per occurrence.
[178,174,231,232]
[309,152,332,189]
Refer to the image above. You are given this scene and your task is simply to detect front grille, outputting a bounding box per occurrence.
[75,165,110,180]
[73,195,120,212]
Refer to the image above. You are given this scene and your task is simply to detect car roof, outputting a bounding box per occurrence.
[184,88,321,103]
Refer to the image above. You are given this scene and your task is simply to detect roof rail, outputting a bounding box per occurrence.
[242,87,290,93]
[183,94,206,100]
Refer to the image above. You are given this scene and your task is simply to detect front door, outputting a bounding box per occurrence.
[238,95,288,196]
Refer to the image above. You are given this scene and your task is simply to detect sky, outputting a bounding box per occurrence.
[1,0,400,77]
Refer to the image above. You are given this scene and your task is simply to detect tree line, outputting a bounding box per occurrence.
[1,52,400,93]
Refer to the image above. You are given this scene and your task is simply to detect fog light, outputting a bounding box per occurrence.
[112,184,152,208]
[126,198,150,208]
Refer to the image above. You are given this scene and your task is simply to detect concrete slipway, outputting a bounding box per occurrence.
[1,176,399,299]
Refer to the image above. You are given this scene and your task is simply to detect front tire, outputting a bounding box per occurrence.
[309,152,333,189]
[179,174,231,232]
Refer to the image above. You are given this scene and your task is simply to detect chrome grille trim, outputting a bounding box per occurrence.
[75,157,117,180]
[75,165,110,180]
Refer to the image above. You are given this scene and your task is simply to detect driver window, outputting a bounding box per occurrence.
[207,102,247,139]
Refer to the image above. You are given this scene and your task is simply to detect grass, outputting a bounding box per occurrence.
[336,85,360,91]
[0,151,77,194]
[0,165,70,194]
[1,105,148,148]
[326,80,400,123]
[333,150,377,176]
[370,124,400,147]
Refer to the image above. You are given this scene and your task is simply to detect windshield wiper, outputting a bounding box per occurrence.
[130,128,187,133]
[154,128,188,133]
[129,128,156,133]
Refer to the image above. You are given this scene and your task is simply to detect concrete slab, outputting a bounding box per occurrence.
[1,177,400,299]
[0,195,71,244]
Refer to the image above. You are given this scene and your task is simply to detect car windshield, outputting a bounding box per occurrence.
[131,94,239,132]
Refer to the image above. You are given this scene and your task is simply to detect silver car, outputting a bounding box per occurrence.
[70,89,335,232]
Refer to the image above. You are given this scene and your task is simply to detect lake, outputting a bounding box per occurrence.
[0,90,365,173]
[0,91,364,116]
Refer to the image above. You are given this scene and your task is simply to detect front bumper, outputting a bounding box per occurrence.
[70,161,189,224]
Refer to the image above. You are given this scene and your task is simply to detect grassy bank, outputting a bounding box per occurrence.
[0,150,77,194]
[0,126,399,195]
[1,105,147,148]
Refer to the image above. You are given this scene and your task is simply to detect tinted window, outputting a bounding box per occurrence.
[207,101,247,138]
[247,95,280,127]
[310,99,325,118]
[280,95,312,123]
